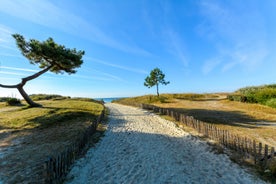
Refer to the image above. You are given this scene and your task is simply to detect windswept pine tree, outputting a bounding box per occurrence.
[0,34,85,107]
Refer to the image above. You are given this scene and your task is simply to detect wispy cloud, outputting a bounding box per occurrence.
[72,74,120,82]
[0,66,38,73]
[0,76,19,80]
[0,65,126,83]
[0,71,27,76]
[142,2,189,67]
[0,0,151,56]
[165,29,189,67]
[0,24,17,50]
[0,53,21,58]
[198,1,268,74]
[88,69,126,82]
[0,24,13,42]
[202,57,222,74]
[86,57,148,74]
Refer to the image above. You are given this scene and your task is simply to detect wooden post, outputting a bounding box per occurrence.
[264,145,269,167]
[43,161,49,183]
[253,140,257,164]
[258,143,262,164]
[271,147,275,159]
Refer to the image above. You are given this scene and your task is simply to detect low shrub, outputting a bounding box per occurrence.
[265,98,276,108]
[6,98,21,106]
[172,93,205,100]
[0,97,10,102]
[227,94,247,102]
[148,95,168,103]
[255,88,276,103]
[232,84,276,108]
[30,94,69,101]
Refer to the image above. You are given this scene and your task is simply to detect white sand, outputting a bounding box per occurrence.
[65,103,266,184]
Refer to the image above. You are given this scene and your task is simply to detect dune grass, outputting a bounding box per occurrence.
[0,98,104,182]
[114,93,276,147]
[0,99,103,130]
[0,98,105,154]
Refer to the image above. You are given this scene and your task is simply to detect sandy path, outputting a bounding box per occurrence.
[65,103,265,184]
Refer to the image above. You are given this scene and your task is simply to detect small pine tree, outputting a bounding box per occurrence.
[144,68,169,97]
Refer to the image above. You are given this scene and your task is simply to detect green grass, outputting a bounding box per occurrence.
[115,93,223,106]
[0,98,104,130]
[0,97,105,183]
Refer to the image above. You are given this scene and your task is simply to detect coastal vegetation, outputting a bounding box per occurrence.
[114,88,276,149]
[227,84,276,108]
[114,89,276,181]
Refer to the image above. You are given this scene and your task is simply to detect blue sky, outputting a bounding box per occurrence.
[0,0,275,98]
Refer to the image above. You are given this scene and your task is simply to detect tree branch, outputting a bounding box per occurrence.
[0,65,53,89]
[21,65,53,85]
[0,83,19,88]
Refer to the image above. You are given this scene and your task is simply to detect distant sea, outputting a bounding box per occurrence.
[95,97,124,103]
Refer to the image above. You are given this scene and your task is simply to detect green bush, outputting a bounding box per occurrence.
[227,94,247,102]
[255,88,276,103]
[6,98,21,106]
[30,94,68,101]
[147,95,168,103]
[0,97,10,102]
[231,84,276,108]
[265,98,276,108]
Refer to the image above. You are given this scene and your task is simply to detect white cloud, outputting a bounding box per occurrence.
[88,69,126,82]
[0,66,38,73]
[86,57,148,74]
[165,29,189,67]
[0,71,26,76]
[198,0,269,74]
[202,58,221,74]
[0,24,17,51]
[0,0,151,56]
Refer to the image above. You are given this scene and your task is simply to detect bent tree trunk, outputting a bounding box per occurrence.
[17,85,41,107]
[0,65,52,107]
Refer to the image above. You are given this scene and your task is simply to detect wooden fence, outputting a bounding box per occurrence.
[43,109,105,184]
[141,104,276,169]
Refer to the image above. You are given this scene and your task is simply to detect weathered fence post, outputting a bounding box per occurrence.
[253,140,257,164]
[258,143,263,164]
[264,145,269,167]
[271,147,275,160]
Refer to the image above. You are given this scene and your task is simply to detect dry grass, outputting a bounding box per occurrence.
[115,93,276,148]
[0,99,104,183]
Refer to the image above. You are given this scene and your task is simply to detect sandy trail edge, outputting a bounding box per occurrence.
[65,103,266,184]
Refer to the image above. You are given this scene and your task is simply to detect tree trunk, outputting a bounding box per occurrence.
[17,85,41,107]
[0,65,52,107]
[156,83,159,97]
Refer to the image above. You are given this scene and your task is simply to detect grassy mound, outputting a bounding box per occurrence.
[114,93,221,107]
[0,97,105,183]
[0,98,104,129]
